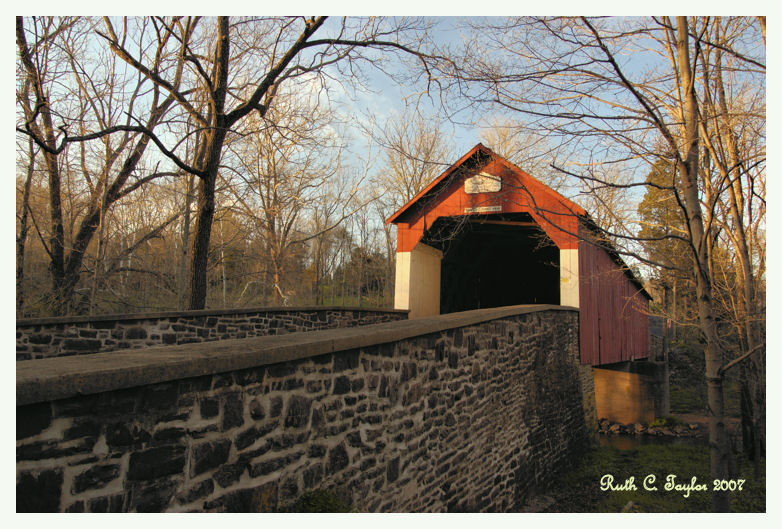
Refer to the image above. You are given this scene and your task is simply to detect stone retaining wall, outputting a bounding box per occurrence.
[579,364,599,439]
[16,307,407,361]
[16,305,591,513]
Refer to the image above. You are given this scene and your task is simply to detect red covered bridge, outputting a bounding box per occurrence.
[387,144,659,422]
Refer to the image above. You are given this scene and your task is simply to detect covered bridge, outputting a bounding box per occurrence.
[387,144,660,423]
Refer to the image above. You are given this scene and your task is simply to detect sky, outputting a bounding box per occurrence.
[321,16,485,160]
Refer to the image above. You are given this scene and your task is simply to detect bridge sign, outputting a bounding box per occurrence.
[465,172,501,194]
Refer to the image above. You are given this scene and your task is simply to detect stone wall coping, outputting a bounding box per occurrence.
[17,305,409,328]
[17,304,576,406]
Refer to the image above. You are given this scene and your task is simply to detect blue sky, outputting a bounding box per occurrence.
[321,16,486,163]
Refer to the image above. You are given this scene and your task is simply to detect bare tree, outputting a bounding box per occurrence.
[697,16,766,477]
[369,107,455,296]
[16,16,181,315]
[373,107,455,210]
[309,180,364,305]
[223,90,349,305]
[433,16,765,511]
[16,137,37,315]
[98,16,436,309]
[479,117,569,191]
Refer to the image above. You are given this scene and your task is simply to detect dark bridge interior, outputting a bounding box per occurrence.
[421,213,560,314]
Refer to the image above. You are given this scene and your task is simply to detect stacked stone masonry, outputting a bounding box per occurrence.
[17,308,591,512]
[16,307,407,361]
[578,364,599,438]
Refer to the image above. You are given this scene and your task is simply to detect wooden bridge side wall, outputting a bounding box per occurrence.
[578,225,650,365]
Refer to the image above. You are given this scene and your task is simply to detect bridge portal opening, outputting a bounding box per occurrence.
[421,213,560,314]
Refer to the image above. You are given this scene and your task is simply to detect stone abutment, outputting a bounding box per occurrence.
[16,306,407,361]
[16,305,594,512]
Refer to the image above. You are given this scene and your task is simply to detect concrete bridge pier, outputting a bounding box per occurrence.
[393,242,442,319]
[593,360,669,424]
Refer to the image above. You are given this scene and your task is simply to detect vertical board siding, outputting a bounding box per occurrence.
[578,224,650,365]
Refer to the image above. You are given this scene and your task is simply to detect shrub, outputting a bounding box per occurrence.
[281,489,353,512]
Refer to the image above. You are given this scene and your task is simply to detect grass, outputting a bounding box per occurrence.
[533,337,765,513]
[526,442,765,512]
[530,336,765,513]
[648,416,683,429]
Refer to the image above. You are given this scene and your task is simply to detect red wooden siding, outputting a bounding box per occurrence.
[390,145,584,252]
[388,144,651,366]
[578,223,650,365]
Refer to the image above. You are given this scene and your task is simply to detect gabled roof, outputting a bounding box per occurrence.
[386,143,585,225]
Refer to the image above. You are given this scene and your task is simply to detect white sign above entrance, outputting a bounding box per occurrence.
[464,205,502,214]
[464,172,501,194]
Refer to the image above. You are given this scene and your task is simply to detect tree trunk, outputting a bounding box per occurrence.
[672,281,677,342]
[714,36,765,477]
[272,264,282,306]
[89,179,110,315]
[739,363,755,457]
[220,216,227,308]
[188,172,218,309]
[330,264,335,305]
[659,284,671,415]
[187,17,230,310]
[177,174,194,309]
[43,116,67,313]
[676,16,731,512]
[315,237,323,305]
[341,247,346,306]
[17,138,35,316]
[750,355,765,479]
[269,238,285,306]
